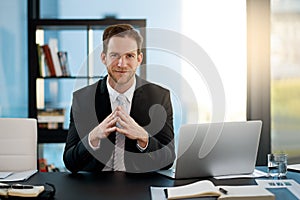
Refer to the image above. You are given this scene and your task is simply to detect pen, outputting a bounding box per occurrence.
[0,184,34,189]
[11,184,34,189]
[164,189,168,198]
[0,185,10,189]
[219,187,228,195]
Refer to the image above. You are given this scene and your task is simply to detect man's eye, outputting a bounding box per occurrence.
[127,54,135,58]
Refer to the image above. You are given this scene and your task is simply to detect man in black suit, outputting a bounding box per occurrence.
[63,24,175,173]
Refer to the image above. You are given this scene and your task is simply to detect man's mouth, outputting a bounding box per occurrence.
[115,70,128,73]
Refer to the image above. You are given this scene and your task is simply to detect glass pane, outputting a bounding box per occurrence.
[271,0,300,163]
[181,0,247,123]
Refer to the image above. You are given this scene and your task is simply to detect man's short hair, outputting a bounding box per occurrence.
[102,24,143,55]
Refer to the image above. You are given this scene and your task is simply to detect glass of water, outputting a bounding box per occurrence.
[267,153,288,178]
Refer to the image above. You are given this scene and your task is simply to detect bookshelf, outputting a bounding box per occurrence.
[28,2,146,143]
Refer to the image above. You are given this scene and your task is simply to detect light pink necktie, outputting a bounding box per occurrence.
[113,94,127,171]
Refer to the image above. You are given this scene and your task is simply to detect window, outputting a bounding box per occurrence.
[271,0,300,164]
[181,0,247,123]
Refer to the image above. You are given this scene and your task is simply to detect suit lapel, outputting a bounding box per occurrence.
[95,76,112,121]
[95,76,115,143]
[131,75,146,119]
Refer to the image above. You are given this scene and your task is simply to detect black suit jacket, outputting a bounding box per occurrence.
[63,75,175,173]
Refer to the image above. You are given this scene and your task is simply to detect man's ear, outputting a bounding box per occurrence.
[137,52,143,64]
[101,52,106,65]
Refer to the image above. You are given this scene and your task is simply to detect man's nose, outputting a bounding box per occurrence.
[117,56,126,67]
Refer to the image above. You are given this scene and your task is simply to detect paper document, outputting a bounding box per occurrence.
[214,169,268,179]
[0,170,37,182]
[150,187,167,200]
[256,179,300,199]
[0,172,13,179]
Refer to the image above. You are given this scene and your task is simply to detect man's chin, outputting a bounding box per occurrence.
[114,77,131,85]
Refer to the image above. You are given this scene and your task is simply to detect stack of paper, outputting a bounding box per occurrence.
[0,170,37,182]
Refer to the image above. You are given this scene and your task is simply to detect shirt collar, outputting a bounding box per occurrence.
[106,77,136,103]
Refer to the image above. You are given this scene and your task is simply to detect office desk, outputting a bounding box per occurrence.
[22,168,300,200]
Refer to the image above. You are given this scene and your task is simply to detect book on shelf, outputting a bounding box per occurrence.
[150,180,275,200]
[41,44,56,77]
[37,108,65,129]
[38,122,63,129]
[48,38,63,77]
[57,51,71,76]
[36,44,47,77]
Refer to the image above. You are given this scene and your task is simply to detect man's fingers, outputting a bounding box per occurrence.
[106,126,117,134]
[115,110,129,124]
[116,117,127,128]
[106,112,116,122]
[115,126,127,136]
[107,117,117,127]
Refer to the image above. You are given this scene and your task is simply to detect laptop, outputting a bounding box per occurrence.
[157,120,262,179]
[0,118,38,172]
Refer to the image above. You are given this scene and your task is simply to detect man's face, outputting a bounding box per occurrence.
[101,36,143,89]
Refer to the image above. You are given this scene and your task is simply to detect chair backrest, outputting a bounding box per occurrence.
[0,118,37,171]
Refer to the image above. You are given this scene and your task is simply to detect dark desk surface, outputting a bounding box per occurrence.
[22,167,300,200]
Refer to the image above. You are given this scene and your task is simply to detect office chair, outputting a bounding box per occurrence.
[0,118,37,171]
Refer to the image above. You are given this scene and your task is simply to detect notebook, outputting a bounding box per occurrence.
[157,120,262,179]
[150,179,275,200]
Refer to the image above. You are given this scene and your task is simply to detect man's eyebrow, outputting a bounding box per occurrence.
[108,52,120,56]
[109,51,137,55]
[108,51,118,54]
[125,52,137,55]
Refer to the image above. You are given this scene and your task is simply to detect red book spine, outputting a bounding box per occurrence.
[41,44,56,76]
